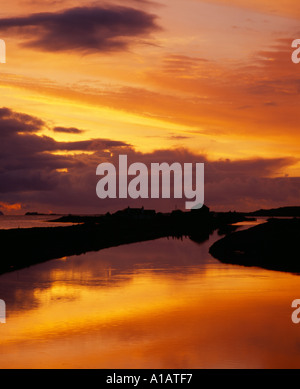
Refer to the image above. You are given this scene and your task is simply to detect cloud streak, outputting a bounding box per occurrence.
[53,126,84,134]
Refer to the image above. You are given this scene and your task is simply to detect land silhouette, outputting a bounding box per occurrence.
[0,205,250,274]
[244,206,300,217]
[0,205,300,275]
[209,217,300,273]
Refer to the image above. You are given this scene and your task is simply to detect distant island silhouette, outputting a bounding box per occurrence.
[25,212,61,216]
[245,206,300,217]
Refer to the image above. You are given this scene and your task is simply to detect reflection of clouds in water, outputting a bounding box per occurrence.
[0,236,216,315]
[0,222,299,368]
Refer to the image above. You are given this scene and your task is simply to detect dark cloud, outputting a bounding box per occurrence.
[0,6,160,53]
[0,107,129,195]
[55,139,127,151]
[53,126,84,134]
[1,107,299,214]
[0,107,45,134]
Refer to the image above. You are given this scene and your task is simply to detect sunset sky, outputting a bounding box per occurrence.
[0,0,300,214]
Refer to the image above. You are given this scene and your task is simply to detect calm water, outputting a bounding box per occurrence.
[0,220,300,368]
[0,215,75,229]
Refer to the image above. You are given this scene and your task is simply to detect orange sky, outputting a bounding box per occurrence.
[0,0,299,213]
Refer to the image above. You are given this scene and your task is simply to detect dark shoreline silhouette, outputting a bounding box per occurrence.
[25,212,61,216]
[245,206,300,217]
[2,205,300,275]
[0,206,251,275]
[209,218,300,273]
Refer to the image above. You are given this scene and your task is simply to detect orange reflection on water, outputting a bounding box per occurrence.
[0,237,300,368]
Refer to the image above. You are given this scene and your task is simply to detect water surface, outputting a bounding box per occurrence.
[0,215,75,229]
[0,221,300,368]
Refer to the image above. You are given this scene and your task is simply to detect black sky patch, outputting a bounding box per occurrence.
[0,6,160,53]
